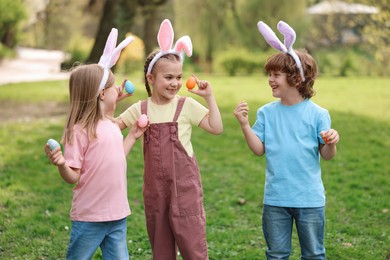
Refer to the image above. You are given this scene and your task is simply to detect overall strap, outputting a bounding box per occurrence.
[141,100,148,115]
[173,97,186,122]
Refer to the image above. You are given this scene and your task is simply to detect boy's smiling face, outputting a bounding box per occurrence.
[268,70,302,105]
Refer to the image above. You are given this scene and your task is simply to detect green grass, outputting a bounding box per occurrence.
[1,75,389,259]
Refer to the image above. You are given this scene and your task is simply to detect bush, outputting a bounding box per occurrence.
[61,36,94,70]
[214,47,273,76]
[313,47,379,77]
[0,0,26,48]
[0,43,16,60]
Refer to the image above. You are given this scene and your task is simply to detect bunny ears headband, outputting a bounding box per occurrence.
[257,21,305,82]
[97,28,134,94]
[147,19,192,74]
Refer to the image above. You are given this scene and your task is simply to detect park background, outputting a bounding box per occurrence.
[1,0,389,259]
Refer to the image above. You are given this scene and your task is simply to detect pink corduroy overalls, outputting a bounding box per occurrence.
[141,97,208,260]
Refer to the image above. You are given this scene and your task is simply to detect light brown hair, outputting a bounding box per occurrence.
[62,64,115,144]
[264,50,318,99]
[143,50,181,97]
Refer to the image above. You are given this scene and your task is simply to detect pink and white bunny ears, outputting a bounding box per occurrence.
[97,28,134,94]
[257,21,305,82]
[147,19,193,74]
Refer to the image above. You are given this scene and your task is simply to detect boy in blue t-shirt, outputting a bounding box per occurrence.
[234,47,339,258]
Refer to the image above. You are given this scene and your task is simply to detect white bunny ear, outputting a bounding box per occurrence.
[99,28,118,67]
[157,19,174,52]
[257,21,287,52]
[277,21,296,51]
[97,29,134,94]
[108,36,134,68]
[257,20,306,82]
[147,19,194,74]
[174,36,192,57]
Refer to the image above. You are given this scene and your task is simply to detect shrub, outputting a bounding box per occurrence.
[0,43,16,60]
[61,36,94,70]
[214,47,273,76]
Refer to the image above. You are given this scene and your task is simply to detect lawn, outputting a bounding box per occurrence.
[0,74,389,259]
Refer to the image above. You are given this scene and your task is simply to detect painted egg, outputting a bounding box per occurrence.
[138,114,148,128]
[321,132,328,144]
[47,139,60,151]
[186,76,196,89]
[125,80,135,94]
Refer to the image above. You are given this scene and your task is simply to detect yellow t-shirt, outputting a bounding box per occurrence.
[119,95,209,156]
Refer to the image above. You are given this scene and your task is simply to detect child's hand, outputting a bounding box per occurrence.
[130,119,149,139]
[320,129,339,145]
[234,101,249,125]
[116,79,133,103]
[44,144,66,166]
[187,75,213,97]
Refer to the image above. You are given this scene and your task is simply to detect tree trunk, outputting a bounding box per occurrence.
[86,0,121,64]
[143,7,158,55]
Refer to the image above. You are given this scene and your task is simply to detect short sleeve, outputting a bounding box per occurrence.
[252,107,265,142]
[185,97,209,126]
[118,101,142,127]
[64,128,89,169]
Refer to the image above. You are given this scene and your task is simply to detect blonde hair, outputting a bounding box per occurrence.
[62,64,115,144]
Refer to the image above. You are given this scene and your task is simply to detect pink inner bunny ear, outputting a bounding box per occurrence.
[277,21,296,50]
[157,19,174,51]
[108,36,134,68]
[257,21,287,52]
[99,28,118,66]
[174,36,192,57]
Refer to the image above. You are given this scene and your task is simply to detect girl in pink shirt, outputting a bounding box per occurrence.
[45,29,146,259]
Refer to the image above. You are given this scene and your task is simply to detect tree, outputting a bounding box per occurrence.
[0,0,26,48]
[138,0,171,55]
[362,0,390,76]
[174,0,307,71]
[87,0,132,63]
[86,0,170,64]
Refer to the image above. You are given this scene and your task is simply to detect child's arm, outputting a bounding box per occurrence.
[44,145,80,184]
[319,129,339,160]
[234,101,265,156]
[190,76,223,135]
[123,119,148,156]
[116,118,127,131]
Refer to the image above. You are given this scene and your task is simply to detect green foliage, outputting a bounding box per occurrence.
[0,43,16,59]
[362,0,390,76]
[61,36,94,70]
[0,0,26,47]
[215,48,273,76]
[313,47,379,77]
[1,76,390,259]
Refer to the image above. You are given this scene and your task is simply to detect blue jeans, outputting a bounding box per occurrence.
[262,205,325,260]
[66,218,129,260]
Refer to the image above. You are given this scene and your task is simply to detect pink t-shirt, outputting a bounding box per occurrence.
[64,119,130,222]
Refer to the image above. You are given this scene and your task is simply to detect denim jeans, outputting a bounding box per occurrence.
[66,218,129,260]
[262,205,325,260]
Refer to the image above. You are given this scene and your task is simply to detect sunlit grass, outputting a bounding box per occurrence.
[1,75,389,259]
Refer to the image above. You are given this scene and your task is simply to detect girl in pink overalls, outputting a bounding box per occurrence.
[117,19,223,259]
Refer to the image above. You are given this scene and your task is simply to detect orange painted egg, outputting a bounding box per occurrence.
[186,76,196,89]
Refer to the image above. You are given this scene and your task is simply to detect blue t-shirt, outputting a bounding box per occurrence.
[252,99,331,207]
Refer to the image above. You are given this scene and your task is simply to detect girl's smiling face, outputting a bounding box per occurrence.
[148,58,183,105]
